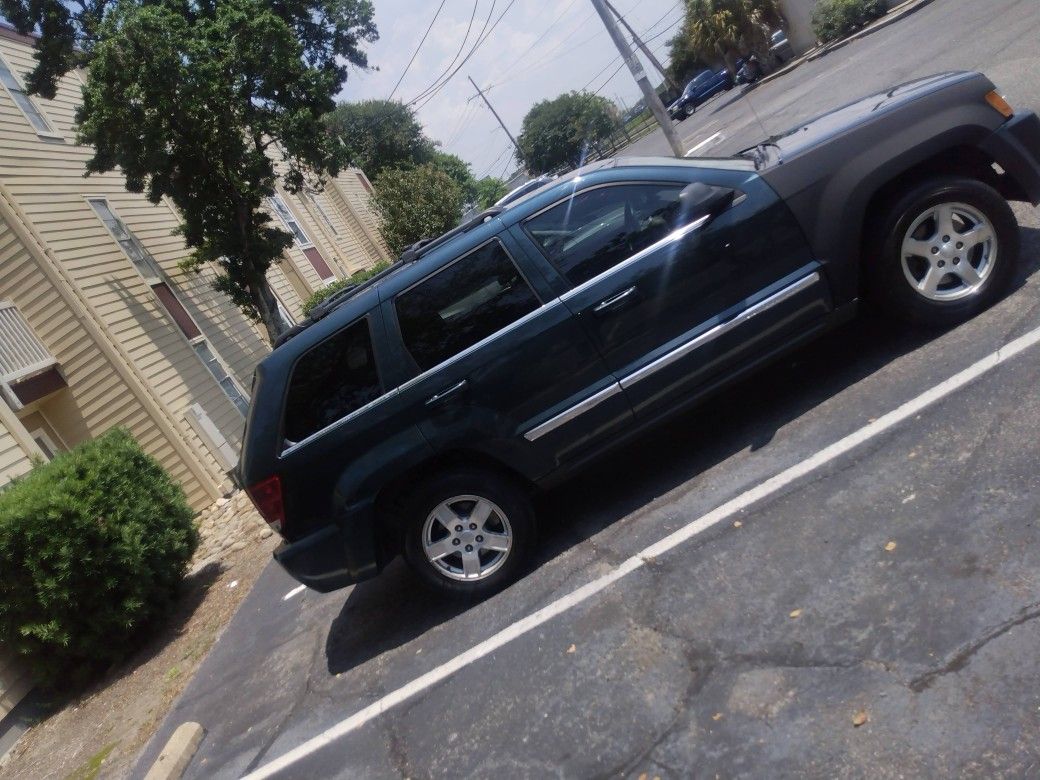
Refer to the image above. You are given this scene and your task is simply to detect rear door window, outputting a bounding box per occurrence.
[395,240,540,372]
[522,183,686,286]
[283,318,382,443]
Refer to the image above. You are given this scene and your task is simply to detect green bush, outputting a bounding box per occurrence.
[301,260,392,316]
[811,0,887,43]
[373,164,464,256]
[0,428,197,689]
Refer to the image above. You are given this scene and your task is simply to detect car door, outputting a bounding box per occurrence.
[513,172,831,420]
[382,236,633,478]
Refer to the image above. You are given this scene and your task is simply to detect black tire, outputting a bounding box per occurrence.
[684,103,696,118]
[865,176,1019,328]
[401,468,535,599]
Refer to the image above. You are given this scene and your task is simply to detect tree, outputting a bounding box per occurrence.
[326,99,435,181]
[666,31,712,87]
[430,151,478,205]
[373,165,464,256]
[474,176,508,209]
[2,0,377,342]
[679,0,782,75]
[517,91,617,174]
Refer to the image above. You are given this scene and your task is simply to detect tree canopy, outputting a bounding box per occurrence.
[430,151,478,205]
[517,91,617,174]
[677,0,782,73]
[326,98,435,182]
[3,0,377,342]
[372,164,464,256]
[666,32,712,86]
[474,176,508,209]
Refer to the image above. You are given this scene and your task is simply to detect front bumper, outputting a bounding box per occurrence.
[273,511,380,593]
[982,110,1040,205]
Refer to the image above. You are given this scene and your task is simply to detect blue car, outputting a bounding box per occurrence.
[668,68,734,120]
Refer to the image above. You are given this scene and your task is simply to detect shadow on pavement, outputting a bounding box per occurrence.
[322,225,1040,677]
[325,560,466,676]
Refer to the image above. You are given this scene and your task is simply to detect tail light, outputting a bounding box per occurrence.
[246,475,285,534]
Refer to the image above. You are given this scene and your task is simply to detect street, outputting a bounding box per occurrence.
[135,1,1040,776]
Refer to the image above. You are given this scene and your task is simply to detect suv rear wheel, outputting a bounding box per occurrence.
[866,176,1019,327]
[402,468,535,599]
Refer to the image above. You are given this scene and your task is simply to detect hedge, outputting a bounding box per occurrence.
[301,260,391,316]
[811,0,887,43]
[0,428,197,689]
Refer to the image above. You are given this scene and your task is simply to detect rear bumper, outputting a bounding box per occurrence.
[982,110,1040,205]
[273,509,380,593]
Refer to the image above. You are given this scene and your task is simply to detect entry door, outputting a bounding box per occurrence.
[384,238,632,477]
[516,178,828,418]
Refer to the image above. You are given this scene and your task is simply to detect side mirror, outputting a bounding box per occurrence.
[679,183,737,221]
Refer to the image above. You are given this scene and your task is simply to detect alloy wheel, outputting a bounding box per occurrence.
[421,495,513,581]
[900,201,997,301]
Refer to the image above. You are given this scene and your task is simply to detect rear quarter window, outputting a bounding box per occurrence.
[283,317,382,445]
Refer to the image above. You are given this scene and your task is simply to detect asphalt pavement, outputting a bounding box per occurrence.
[135,1,1040,776]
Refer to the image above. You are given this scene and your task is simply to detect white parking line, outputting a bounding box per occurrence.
[242,322,1040,780]
[282,585,306,602]
[685,131,725,157]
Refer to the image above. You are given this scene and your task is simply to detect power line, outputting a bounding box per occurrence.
[387,0,448,101]
[577,9,684,94]
[487,3,682,95]
[407,0,491,107]
[430,0,484,98]
[408,0,523,110]
[475,140,513,179]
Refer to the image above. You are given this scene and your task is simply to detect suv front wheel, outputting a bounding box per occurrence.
[866,176,1019,327]
[402,468,535,599]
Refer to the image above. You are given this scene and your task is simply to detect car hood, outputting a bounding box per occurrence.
[751,71,987,161]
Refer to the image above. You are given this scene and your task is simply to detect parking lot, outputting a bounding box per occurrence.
[136,1,1040,776]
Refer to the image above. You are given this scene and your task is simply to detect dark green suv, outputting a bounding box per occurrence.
[240,72,1040,598]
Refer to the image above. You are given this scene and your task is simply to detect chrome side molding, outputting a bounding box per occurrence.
[523,382,624,442]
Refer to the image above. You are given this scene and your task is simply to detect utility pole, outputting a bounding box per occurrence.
[468,75,522,161]
[589,0,683,157]
[603,0,678,93]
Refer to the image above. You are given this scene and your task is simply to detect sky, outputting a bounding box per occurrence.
[338,0,686,182]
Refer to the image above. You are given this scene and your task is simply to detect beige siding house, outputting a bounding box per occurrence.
[0,25,389,719]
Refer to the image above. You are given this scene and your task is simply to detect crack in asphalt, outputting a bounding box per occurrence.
[240,625,327,775]
[908,600,1040,692]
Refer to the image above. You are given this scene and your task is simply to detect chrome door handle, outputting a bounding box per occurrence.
[425,379,468,406]
[593,286,638,314]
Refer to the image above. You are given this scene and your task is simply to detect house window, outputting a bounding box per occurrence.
[89,198,250,415]
[307,192,339,235]
[275,296,295,328]
[269,194,312,246]
[192,339,249,415]
[88,199,162,282]
[0,54,59,137]
[269,193,336,283]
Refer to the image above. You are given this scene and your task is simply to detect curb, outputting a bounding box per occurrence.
[756,0,940,88]
[143,722,205,780]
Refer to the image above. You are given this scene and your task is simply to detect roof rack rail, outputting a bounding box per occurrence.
[272,207,505,349]
[400,207,504,264]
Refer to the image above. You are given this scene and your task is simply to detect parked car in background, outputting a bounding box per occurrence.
[770,29,794,63]
[668,68,734,120]
[241,71,1040,600]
